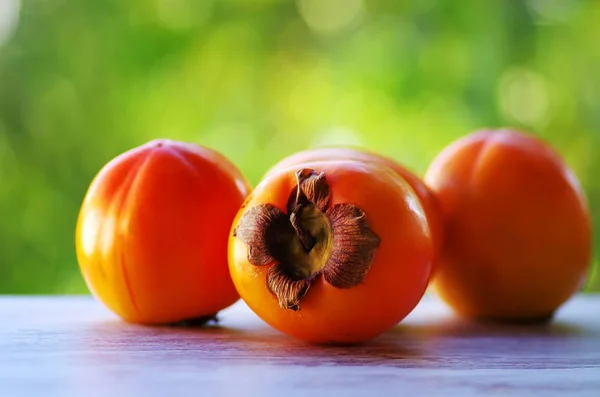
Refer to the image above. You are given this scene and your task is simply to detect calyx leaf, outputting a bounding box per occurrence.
[233,168,381,310]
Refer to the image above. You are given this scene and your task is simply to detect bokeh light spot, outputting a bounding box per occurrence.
[157,0,198,30]
[527,0,582,24]
[297,0,365,36]
[498,68,552,128]
[0,0,20,47]
[310,126,364,148]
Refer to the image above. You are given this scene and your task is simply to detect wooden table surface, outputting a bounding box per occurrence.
[1,294,599,397]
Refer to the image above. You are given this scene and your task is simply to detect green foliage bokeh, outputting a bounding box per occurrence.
[1,0,599,293]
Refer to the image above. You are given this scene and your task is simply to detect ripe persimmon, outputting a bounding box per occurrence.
[75,139,251,324]
[229,160,434,344]
[424,129,592,322]
[266,147,443,254]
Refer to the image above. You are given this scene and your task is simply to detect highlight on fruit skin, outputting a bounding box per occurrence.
[228,159,434,344]
[75,139,252,325]
[424,129,592,323]
[266,146,444,255]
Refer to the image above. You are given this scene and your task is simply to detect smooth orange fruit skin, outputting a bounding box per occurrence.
[75,139,251,324]
[424,129,592,321]
[266,147,443,255]
[229,160,434,344]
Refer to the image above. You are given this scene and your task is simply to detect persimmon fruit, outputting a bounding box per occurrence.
[424,129,592,322]
[75,139,251,324]
[266,147,443,254]
[228,160,434,344]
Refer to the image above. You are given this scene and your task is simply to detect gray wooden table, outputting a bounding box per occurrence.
[1,294,599,396]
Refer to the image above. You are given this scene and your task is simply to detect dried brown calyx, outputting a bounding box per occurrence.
[233,169,380,311]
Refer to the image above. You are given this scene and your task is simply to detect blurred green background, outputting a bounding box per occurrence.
[0,0,599,294]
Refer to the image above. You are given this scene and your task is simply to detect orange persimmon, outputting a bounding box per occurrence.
[229,160,434,344]
[76,139,251,324]
[266,147,443,254]
[424,129,592,322]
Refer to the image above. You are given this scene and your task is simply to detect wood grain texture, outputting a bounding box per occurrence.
[1,294,599,397]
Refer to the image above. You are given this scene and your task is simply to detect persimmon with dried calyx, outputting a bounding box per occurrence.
[266,146,443,254]
[229,160,434,344]
[424,129,592,323]
[75,139,251,325]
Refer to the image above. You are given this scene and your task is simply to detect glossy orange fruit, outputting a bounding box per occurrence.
[229,159,434,344]
[424,129,592,322]
[76,139,251,324]
[266,147,443,254]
